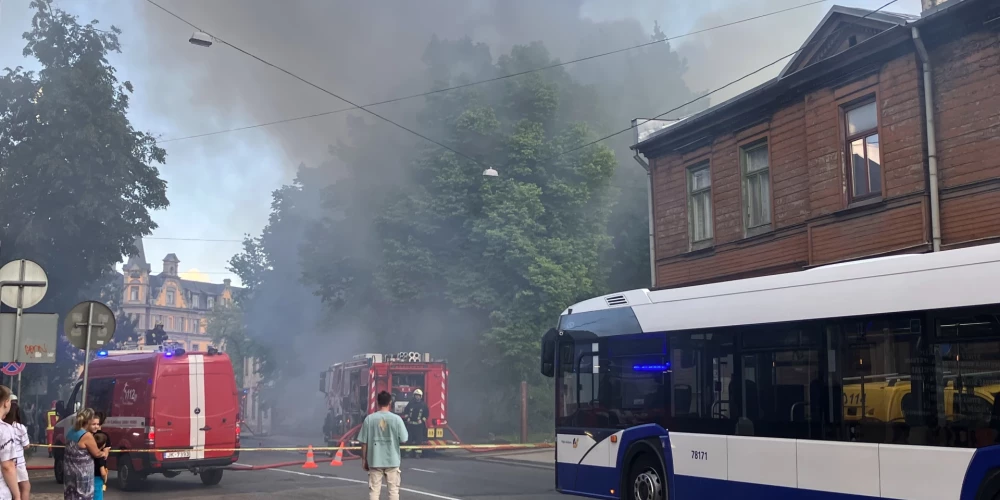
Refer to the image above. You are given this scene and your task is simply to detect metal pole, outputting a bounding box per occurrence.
[520,381,528,444]
[12,261,25,371]
[81,303,94,409]
[16,373,21,399]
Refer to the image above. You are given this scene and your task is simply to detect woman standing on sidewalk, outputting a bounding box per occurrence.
[62,409,106,500]
[0,386,22,500]
[3,401,30,500]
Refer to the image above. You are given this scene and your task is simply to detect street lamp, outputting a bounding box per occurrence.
[189,31,213,47]
[482,167,498,177]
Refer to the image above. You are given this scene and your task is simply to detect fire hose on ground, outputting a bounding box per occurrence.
[25,441,553,471]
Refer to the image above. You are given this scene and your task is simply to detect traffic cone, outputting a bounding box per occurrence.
[303,445,318,469]
[329,442,344,467]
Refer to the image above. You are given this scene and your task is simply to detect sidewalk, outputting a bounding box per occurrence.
[474,448,554,469]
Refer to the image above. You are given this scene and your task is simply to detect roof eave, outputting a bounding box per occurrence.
[634,24,912,158]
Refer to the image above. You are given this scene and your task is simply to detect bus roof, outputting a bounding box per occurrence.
[561,243,1000,333]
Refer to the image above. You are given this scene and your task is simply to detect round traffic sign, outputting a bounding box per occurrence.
[64,301,117,351]
[1,363,25,376]
[0,260,48,309]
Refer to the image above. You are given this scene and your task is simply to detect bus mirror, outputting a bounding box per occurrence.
[540,328,557,378]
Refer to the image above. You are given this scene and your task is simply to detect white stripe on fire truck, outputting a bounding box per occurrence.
[441,370,447,419]
[369,369,376,412]
[188,354,206,460]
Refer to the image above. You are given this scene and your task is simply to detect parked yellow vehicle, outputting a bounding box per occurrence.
[842,375,1000,423]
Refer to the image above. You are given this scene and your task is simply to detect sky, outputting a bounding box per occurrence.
[0,0,922,287]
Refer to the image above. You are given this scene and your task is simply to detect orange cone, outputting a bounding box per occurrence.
[303,445,318,469]
[329,442,344,467]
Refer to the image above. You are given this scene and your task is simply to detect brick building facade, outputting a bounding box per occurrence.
[634,0,1000,289]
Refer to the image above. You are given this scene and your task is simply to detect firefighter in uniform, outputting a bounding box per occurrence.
[46,401,60,458]
[402,389,429,458]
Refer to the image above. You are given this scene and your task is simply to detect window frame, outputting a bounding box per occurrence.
[842,97,883,204]
[739,138,773,236]
[686,161,714,249]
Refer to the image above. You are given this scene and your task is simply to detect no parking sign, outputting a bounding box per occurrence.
[1,363,25,376]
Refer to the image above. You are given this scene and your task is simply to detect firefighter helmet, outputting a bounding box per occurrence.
[413,389,423,397]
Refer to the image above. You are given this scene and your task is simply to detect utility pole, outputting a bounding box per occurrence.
[520,381,528,444]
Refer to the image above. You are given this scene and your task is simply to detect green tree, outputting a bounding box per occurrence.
[0,1,168,392]
[206,303,248,387]
[302,41,618,433]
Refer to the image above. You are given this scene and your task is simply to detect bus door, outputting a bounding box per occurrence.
[738,325,825,440]
[554,334,603,492]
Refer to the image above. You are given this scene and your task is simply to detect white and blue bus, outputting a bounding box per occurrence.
[540,243,1000,500]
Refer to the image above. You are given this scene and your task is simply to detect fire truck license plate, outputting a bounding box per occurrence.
[164,451,191,459]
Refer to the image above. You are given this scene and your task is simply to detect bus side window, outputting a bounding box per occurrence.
[669,332,736,435]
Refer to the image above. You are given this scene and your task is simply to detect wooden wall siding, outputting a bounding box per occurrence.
[808,201,928,266]
[647,26,1000,290]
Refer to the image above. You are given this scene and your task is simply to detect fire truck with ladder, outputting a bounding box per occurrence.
[319,352,459,453]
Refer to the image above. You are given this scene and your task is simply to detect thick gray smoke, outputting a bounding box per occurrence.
[1,0,920,437]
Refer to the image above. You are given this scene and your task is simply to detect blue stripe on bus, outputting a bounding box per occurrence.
[673,475,887,499]
[557,463,618,500]
[960,445,1000,500]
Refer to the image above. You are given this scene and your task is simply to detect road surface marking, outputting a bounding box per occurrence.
[411,468,436,473]
[271,468,462,500]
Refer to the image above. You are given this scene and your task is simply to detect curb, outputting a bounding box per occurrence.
[473,456,555,470]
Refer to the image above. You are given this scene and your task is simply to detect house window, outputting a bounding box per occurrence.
[155,315,163,326]
[207,297,215,309]
[180,318,186,332]
[192,294,200,309]
[741,140,771,232]
[168,316,174,329]
[192,343,201,352]
[129,287,139,302]
[167,290,176,306]
[687,162,713,244]
[845,100,881,201]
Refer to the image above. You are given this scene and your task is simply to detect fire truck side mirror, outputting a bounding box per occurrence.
[540,328,557,378]
[319,372,326,394]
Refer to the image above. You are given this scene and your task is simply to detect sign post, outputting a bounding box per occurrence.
[64,301,116,409]
[0,260,49,373]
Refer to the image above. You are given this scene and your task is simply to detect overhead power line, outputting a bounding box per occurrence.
[144,237,243,243]
[544,0,902,163]
[147,0,899,172]
[145,0,490,168]
[156,0,831,144]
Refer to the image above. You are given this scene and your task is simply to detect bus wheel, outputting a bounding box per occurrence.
[627,454,665,500]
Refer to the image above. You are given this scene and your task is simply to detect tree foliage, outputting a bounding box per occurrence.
[231,28,700,436]
[0,0,168,392]
[205,302,269,388]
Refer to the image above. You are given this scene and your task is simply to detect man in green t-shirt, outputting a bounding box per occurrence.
[358,390,409,500]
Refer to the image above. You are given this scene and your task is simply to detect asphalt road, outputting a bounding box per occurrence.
[28,448,561,499]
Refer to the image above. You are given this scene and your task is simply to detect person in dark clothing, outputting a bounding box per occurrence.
[402,389,428,458]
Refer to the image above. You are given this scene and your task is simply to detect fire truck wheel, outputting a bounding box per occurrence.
[53,455,64,484]
[200,469,224,486]
[117,453,146,491]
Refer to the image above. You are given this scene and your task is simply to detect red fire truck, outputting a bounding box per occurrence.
[53,344,240,490]
[319,352,459,451]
